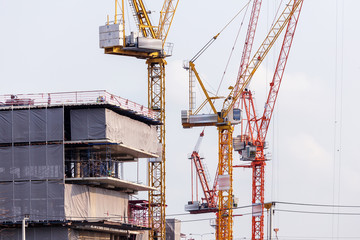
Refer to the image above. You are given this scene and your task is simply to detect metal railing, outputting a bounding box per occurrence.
[65,159,122,179]
[0,90,156,120]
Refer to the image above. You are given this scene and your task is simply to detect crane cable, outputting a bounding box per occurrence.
[191,0,253,120]
[269,0,285,29]
[215,0,252,97]
[332,0,345,238]
[190,0,252,63]
[269,0,285,229]
[125,1,133,33]
[199,1,253,140]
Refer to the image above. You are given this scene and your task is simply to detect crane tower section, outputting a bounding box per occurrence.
[100,1,179,240]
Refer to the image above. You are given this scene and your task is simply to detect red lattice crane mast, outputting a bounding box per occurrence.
[233,1,303,239]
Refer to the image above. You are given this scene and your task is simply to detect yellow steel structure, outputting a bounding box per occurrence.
[147,57,167,240]
[217,125,234,240]
[103,1,179,240]
[157,0,178,45]
[182,1,303,239]
[130,0,156,38]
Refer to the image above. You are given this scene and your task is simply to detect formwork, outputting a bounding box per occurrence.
[0,91,159,240]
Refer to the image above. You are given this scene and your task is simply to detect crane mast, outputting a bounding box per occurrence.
[236,1,304,239]
[100,1,179,239]
[147,57,167,240]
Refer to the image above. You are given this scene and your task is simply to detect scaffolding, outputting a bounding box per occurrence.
[129,200,149,227]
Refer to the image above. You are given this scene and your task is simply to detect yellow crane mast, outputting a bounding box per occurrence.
[100,1,179,239]
[182,1,303,239]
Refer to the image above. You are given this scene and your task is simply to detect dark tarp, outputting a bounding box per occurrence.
[0,108,64,144]
[0,227,69,240]
[0,145,64,181]
[0,181,65,222]
[70,108,157,155]
[0,111,12,143]
[70,108,106,140]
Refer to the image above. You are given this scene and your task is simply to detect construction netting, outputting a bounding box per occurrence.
[0,226,149,240]
[70,108,158,155]
[0,227,69,240]
[0,145,64,181]
[0,108,63,143]
[0,182,129,223]
[0,180,64,222]
[0,105,151,232]
[64,184,128,221]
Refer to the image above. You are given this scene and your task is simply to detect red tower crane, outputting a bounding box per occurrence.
[186,131,219,214]
[233,1,304,239]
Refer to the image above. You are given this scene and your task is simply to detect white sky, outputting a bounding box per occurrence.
[0,0,359,239]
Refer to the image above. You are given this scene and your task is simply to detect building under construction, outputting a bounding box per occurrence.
[0,90,161,240]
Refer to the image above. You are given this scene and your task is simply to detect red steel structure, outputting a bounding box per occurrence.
[235,1,303,239]
[188,131,218,214]
[129,200,149,227]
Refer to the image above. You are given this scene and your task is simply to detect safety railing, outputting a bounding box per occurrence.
[0,90,156,120]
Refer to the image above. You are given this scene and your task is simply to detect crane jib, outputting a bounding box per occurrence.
[223,0,303,120]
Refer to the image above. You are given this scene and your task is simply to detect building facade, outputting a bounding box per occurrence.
[0,91,159,240]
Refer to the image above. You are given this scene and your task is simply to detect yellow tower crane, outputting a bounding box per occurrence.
[100,1,179,239]
[182,1,303,239]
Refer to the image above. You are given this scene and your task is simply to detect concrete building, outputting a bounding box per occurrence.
[165,219,181,240]
[0,90,159,240]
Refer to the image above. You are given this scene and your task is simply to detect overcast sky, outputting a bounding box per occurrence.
[0,0,359,239]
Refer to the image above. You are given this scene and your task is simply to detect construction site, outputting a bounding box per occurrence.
[0,0,359,239]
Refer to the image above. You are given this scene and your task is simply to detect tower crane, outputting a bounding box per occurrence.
[233,1,303,239]
[186,131,219,214]
[99,1,179,239]
[181,1,303,239]
[185,0,262,219]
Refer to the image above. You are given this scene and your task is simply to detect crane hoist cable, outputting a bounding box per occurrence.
[269,0,285,29]
[125,2,133,32]
[190,0,252,63]
[191,0,253,116]
[216,1,252,97]
[192,0,254,148]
